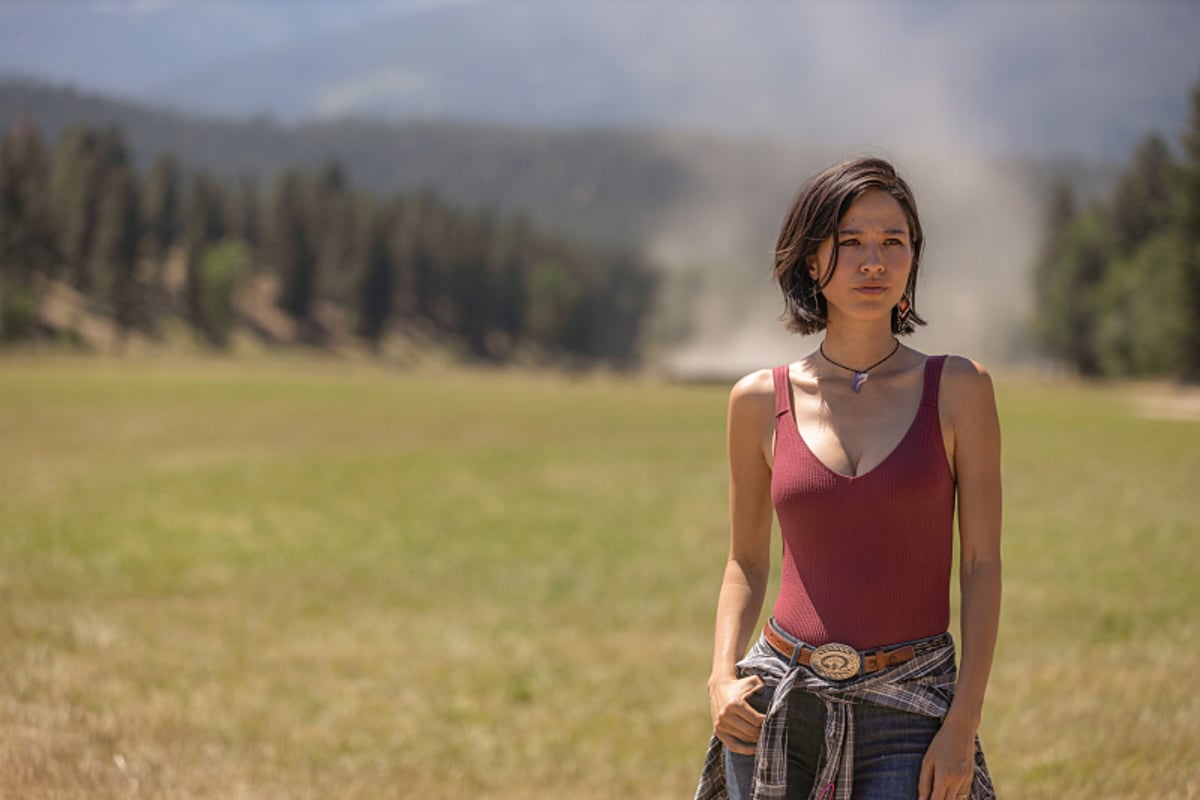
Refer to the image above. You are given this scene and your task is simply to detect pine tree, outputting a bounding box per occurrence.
[382,195,419,321]
[1035,208,1110,376]
[408,189,445,324]
[312,161,354,307]
[48,126,136,298]
[91,164,141,336]
[452,211,493,357]
[0,120,57,278]
[269,170,317,326]
[1081,134,1178,375]
[50,126,102,291]
[181,174,226,247]
[181,174,227,338]
[225,175,260,253]
[486,216,532,355]
[0,120,56,339]
[1111,133,1174,254]
[356,211,393,347]
[1177,77,1200,381]
[141,153,181,263]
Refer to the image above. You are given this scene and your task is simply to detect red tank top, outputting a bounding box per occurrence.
[769,355,955,649]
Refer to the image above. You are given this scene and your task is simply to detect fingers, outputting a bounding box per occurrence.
[712,676,768,756]
[934,781,972,800]
[918,759,972,800]
[716,698,764,744]
[936,766,973,799]
[920,723,975,800]
[918,755,933,800]
[718,732,759,756]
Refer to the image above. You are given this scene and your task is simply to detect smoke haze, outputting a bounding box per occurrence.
[650,148,1045,377]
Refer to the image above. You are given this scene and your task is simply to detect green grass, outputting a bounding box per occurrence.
[1,356,1198,798]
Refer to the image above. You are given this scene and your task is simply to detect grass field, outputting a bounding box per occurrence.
[1,355,1198,799]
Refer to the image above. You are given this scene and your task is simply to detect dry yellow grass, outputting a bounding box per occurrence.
[1,356,1197,798]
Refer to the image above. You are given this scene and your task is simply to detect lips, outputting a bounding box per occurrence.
[854,285,888,295]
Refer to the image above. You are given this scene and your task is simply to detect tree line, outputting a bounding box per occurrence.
[0,121,656,365]
[1033,77,1200,381]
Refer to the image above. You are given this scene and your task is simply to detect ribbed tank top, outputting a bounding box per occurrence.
[770,355,955,650]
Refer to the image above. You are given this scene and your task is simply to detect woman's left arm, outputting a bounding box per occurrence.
[920,356,1002,800]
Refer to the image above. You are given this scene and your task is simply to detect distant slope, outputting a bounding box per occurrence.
[0,78,697,249]
[0,78,1125,368]
[0,78,1120,250]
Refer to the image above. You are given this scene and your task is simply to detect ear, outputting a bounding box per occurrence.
[806,254,819,279]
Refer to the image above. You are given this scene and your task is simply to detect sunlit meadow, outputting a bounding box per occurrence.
[1,356,1197,798]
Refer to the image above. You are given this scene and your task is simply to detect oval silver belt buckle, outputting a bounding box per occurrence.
[810,643,861,680]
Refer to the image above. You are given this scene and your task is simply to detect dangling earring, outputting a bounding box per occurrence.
[895,293,913,328]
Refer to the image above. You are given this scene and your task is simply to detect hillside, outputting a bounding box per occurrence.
[0,78,697,250]
[0,78,1123,367]
[0,79,1120,248]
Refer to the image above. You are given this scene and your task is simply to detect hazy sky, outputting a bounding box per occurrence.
[4,0,1196,366]
[2,0,1198,161]
[0,1,457,92]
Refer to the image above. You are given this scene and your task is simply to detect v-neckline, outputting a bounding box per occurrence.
[783,358,930,481]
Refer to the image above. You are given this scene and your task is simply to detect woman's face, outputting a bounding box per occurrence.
[808,189,913,327]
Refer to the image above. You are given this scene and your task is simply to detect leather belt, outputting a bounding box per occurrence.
[762,623,952,681]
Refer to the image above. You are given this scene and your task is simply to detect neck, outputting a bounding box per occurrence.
[819,322,898,370]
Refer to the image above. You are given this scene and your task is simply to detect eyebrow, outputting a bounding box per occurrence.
[838,228,909,236]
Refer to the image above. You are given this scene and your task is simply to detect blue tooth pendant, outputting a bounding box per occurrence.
[851,372,869,392]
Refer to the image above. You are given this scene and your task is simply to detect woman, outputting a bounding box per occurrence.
[695,157,1001,800]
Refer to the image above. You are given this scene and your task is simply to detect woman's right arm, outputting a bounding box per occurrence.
[707,370,776,755]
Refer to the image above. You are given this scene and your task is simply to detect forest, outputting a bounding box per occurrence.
[1032,78,1200,381]
[0,120,656,365]
[3,75,1200,379]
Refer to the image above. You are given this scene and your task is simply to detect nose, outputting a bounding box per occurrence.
[859,243,885,274]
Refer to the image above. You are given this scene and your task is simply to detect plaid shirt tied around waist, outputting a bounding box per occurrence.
[694,633,995,800]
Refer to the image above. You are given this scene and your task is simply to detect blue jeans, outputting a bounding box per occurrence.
[724,651,943,799]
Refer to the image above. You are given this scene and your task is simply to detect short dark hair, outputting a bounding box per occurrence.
[774,157,926,335]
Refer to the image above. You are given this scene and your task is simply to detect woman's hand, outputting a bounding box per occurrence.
[708,674,766,755]
[918,716,976,800]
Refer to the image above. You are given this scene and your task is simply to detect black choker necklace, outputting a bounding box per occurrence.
[819,339,900,393]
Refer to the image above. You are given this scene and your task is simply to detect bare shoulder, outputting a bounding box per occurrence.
[730,367,775,403]
[939,355,998,421]
[728,368,777,463]
[728,368,777,426]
